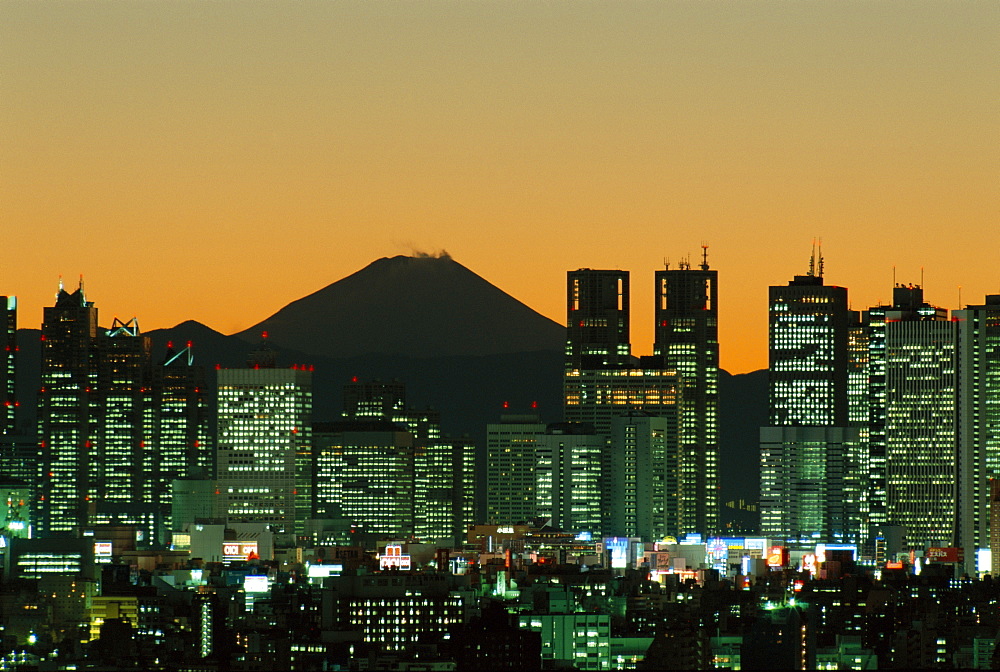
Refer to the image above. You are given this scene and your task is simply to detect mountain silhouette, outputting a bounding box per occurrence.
[233,255,565,358]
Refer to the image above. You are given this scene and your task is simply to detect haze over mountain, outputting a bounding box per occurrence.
[234,254,566,358]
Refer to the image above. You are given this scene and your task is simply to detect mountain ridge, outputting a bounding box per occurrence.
[233,255,566,359]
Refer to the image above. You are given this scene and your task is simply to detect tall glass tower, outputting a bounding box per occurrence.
[565,270,631,371]
[760,248,856,546]
[216,346,313,535]
[38,282,99,535]
[653,247,719,538]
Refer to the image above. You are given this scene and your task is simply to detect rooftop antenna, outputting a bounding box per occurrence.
[958,285,962,309]
[807,239,817,277]
[893,265,896,287]
[663,256,669,271]
[700,243,709,271]
[817,238,824,278]
[57,275,64,296]
[920,266,924,289]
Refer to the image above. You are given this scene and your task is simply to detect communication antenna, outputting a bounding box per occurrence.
[958,285,962,309]
[663,256,669,271]
[892,266,896,287]
[807,239,817,277]
[700,243,709,271]
[817,238,824,278]
[920,266,924,289]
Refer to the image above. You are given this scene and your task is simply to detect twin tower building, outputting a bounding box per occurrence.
[488,251,720,541]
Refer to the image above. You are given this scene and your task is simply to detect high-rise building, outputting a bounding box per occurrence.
[414,438,475,545]
[312,420,414,538]
[486,413,546,524]
[957,295,1000,561]
[337,378,474,544]
[563,267,689,539]
[38,281,99,535]
[93,318,151,510]
[2,296,15,437]
[653,248,719,536]
[147,342,211,533]
[535,423,602,534]
[215,347,312,534]
[607,412,673,540]
[881,287,957,550]
[566,270,630,371]
[759,251,857,545]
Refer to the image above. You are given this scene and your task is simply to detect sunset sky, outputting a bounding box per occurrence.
[2,1,997,373]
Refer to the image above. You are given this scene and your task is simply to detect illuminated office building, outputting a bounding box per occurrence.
[486,413,546,524]
[565,269,631,370]
[535,423,602,534]
[2,296,15,437]
[38,281,99,535]
[93,318,151,510]
[880,286,957,550]
[146,342,211,533]
[653,249,719,536]
[312,421,414,537]
[216,349,312,534]
[608,412,674,540]
[759,250,856,545]
[414,438,475,545]
[336,378,473,544]
[957,295,1000,560]
[563,267,687,539]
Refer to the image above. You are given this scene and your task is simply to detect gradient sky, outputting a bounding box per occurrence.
[2,1,997,373]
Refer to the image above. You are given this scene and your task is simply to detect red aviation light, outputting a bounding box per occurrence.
[40,334,46,341]
[167,341,173,349]
[351,376,358,382]
[502,401,509,409]
[531,401,538,409]
[262,331,268,339]
[309,365,314,371]
[186,340,193,348]
[215,364,221,370]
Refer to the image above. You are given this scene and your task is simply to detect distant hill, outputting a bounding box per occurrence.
[233,254,566,358]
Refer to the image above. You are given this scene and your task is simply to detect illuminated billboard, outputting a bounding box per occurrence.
[379,544,411,570]
[222,542,259,562]
[767,546,788,568]
[926,547,963,563]
[605,537,629,569]
[244,575,269,593]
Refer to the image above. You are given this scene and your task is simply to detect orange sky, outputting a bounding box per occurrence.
[2,1,997,374]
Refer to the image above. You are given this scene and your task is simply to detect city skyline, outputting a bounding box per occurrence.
[2,1,997,375]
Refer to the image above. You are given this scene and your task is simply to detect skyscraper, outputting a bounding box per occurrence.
[337,378,474,544]
[2,296,15,437]
[759,250,856,545]
[38,281,98,535]
[957,295,1000,562]
[653,248,719,537]
[486,413,545,524]
[147,342,212,533]
[880,286,957,550]
[566,270,630,371]
[535,423,603,534]
[312,420,415,538]
[215,342,312,534]
[563,267,689,539]
[608,412,673,540]
[861,285,957,550]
